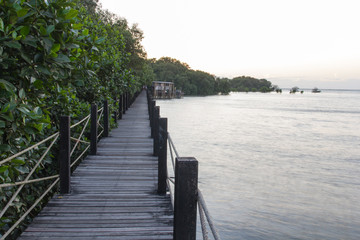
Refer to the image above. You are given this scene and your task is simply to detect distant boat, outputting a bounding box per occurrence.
[312,87,321,93]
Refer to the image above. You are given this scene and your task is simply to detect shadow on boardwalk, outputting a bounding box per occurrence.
[19,91,173,240]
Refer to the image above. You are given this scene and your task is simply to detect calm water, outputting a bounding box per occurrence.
[157,90,360,240]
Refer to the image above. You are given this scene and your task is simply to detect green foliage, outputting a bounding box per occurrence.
[0,0,146,237]
[150,57,276,95]
[150,57,223,95]
[290,86,300,93]
[230,76,273,93]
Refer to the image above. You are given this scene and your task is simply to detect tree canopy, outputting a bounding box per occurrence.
[149,57,276,95]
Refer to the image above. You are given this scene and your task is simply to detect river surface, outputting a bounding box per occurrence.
[156,90,360,240]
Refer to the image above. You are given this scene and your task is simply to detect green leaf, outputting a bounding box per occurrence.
[33,79,44,88]
[2,102,17,113]
[4,41,21,49]
[65,43,79,49]
[0,144,11,152]
[75,80,84,86]
[19,89,25,99]
[11,159,25,165]
[33,123,44,131]
[17,107,30,115]
[20,26,30,36]
[95,37,105,44]
[0,120,5,128]
[54,54,70,63]
[0,166,9,173]
[15,166,29,174]
[0,113,14,121]
[12,31,18,39]
[65,9,78,20]
[17,8,28,18]
[82,29,89,36]
[36,66,51,75]
[73,23,83,30]
[42,38,54,53]
[51,43,60,53]
[46,25,55,34]
[40,26,47,36]
[0,79,16,93]
[21,52,32,64]
[0,17,4,32]
[22,36,37,47]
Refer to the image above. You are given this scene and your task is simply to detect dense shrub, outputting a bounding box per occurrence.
[0,0,147,237]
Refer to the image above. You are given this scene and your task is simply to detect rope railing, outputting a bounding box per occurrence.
[166,133,222,240]
[0,103,108,240]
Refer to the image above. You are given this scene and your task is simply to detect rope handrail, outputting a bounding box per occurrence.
[1,113,92,166]
[165,132,222,240]
[198,189,222,240]
[70,114,90,129]
[0,110,101,239]
[0,175,59,188]
[0,132,59,166]
[70,116,90,157]
[168,134,179,158]
[70,145,90,168]
[0,134,59,219]
[0,178,60,240]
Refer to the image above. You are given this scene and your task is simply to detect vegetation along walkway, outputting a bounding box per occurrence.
[18,91,174,240]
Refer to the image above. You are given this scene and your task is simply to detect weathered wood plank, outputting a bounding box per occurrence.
[19,91,173,239]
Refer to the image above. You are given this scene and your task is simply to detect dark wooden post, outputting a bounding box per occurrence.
[59,116,71,194]
[90,104,98,155]
[103,100,109,137]
[122,94,126,114]
[174,157,198,240]
[153,106,160,156]
[119,96,123,119]
[125,92,129,110]
[158,118,168,195]
[150,100,155,134]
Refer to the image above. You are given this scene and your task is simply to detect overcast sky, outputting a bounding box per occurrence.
[98,0,360,89]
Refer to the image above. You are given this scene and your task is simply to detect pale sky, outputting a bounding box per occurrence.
[98,0,360,89]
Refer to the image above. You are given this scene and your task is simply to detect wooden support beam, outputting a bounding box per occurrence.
[103,100,109,137]
[90,104,98,155]
[174,157,198,240]
[158,118,168,195]
[118,96,123,119]
[59,116,71,194]
[153,106,160,156]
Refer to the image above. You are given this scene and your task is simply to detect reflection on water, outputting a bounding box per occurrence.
[157,90,360,240]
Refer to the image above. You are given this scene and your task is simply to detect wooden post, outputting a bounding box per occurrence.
[59,116,71,194]
[150,100,155,130]
[122,94,126,114]
[174,157,198,240]
[119,96,123,120]
[125,92,129,110]
[103,100,109,137]
[153,106,160,156]
[158,118,168,195]
[90,104,98,155]
[147,90,151,115]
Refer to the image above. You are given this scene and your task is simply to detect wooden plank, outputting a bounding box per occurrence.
[19,91,173,239]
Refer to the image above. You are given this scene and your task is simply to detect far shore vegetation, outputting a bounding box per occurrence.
[147,57,281,96]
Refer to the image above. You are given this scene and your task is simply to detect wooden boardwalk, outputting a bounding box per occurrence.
[19,91,173,240]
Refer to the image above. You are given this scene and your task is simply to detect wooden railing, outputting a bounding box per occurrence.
[147,90,222,240]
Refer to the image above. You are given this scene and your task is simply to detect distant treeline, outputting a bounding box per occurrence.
[148,57,276,95]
